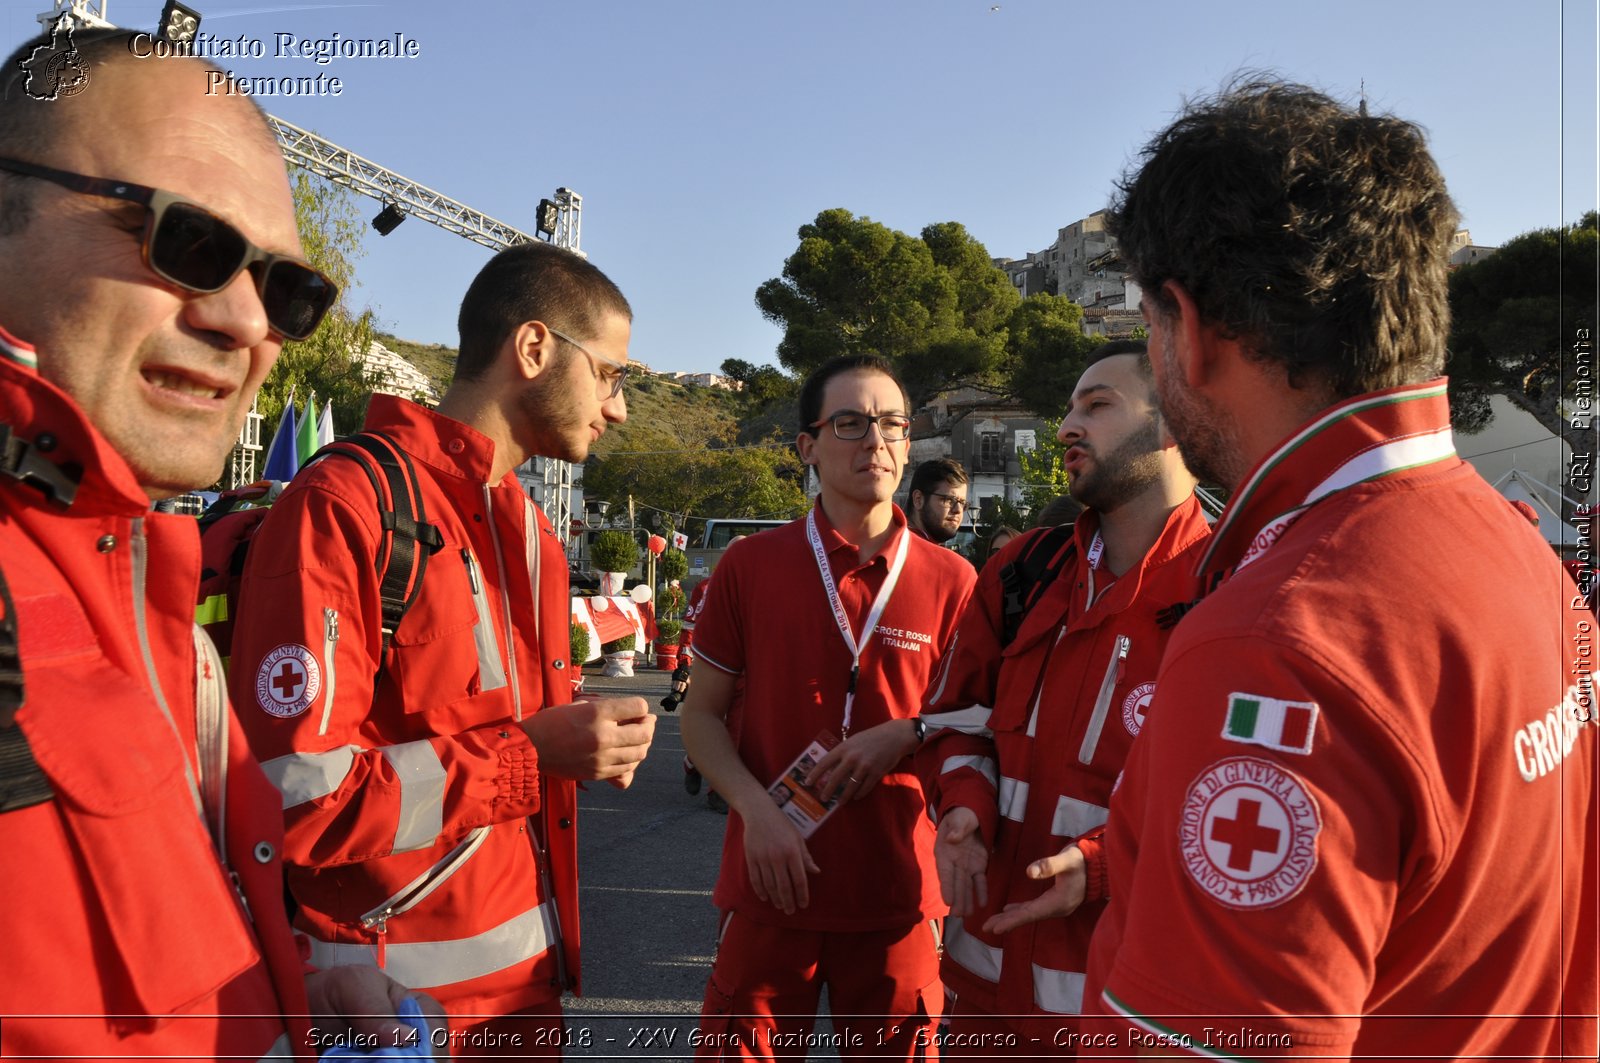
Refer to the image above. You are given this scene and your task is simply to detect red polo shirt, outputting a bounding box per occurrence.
[692,503,976,931]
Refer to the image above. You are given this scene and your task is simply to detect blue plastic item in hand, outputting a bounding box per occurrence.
[320,995,436,1060]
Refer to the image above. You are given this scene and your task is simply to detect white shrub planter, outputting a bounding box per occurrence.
[602,650,635,678]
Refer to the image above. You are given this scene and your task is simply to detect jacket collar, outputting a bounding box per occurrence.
[0,326,154,517]
[1198,378,1458,593]
[361,393,515,486]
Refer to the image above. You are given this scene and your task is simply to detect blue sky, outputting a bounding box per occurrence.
[6,0,1596,385]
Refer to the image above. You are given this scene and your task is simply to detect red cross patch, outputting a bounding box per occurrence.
[1179,756,1321,910]
[255,643,322,719]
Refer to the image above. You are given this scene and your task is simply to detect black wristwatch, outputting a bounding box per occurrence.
[912,715,927,744]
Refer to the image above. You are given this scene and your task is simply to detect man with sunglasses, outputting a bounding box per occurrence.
[231,240,655,1053]
[906,457,972,548]
[681,354,976,1059]
[0,29,429,1061]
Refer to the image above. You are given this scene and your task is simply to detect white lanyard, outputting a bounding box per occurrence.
[805,508,910,737]
[1084,532,1112,608]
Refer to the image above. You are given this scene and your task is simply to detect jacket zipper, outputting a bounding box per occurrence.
[1078,635,1129,765]
[1025,627,1069,738]
[129,519,205,821]
[483,487,524,721]
[318,607,339,736]
[358,824,493,958]
[532,817,569,989]
[462,548,509,692]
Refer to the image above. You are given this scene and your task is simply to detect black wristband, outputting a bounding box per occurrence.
[912,715,927,743]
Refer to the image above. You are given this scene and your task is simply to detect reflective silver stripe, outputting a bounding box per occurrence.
[1050,795,1109,839]
[485,487,523,718]
[924,704,994,738]
[943,917,1002,983]
[998,775,1029,822]
[261,745,359,808]
[1026,628,1068,738]
[464,549,509,693]
[257,1032,294,1060]
[1079,635,1129,765]
[940,754,998,789]
[308,901,557,989]
[1033,963,1086,1013]
[382,739,447,852]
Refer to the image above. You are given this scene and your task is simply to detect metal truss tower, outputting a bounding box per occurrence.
[32,2,588,545]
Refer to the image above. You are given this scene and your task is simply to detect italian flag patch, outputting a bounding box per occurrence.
[1222,693,1318,755]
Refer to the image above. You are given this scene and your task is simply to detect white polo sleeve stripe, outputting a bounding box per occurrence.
[923,704,994,737]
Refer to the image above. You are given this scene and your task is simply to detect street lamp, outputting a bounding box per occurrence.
[583,498,611,530]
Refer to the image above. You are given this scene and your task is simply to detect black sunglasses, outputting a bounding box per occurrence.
[0,156,337,341]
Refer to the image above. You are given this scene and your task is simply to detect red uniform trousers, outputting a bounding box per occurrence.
[698,913,942,1060]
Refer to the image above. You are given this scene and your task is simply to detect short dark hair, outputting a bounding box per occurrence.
[909,457,967,499]
[1086,339,1151,378]
[1033,493,1084,528]
[456,242,632,380]
[1111,78,1458,398]
[796,354,909,435]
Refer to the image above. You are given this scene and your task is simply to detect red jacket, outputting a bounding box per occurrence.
[0,336,312,1059]
[231,395,581,1020]
[1085,381,1598,1058]
[916,496,1211,1019]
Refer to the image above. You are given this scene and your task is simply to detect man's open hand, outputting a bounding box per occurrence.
[982,843,1088,935]
[935,806,990,916]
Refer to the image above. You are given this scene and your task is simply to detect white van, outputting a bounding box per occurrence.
[685,518,790,586]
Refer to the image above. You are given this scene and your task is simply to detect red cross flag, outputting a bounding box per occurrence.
[671,531,688,550]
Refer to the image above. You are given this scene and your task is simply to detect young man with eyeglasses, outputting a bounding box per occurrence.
[0,31,434,1060]
[231,241,656,1052]
[906,457,972,547]
[682,354,976,1059]
[914,341,1209,1054]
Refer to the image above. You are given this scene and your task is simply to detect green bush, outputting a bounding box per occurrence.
[569,622,590,665]
[601,634,636,653]
[655,618,682,645]
[659,548,688,583]
[590,529,639,573]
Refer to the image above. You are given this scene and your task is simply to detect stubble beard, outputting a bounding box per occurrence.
[517,352,590,463]
[1156,335,1237,489]
[1069,416,1166,513]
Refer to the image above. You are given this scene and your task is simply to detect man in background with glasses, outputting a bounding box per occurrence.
[0,29,434,1060]
[906,457,972,548]
[232,241,656,1053]
[682,354,976,1059]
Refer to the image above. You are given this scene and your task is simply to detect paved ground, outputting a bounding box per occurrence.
[558,663,730,1059]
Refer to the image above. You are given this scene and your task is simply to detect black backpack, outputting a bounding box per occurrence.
[197,430,444,670]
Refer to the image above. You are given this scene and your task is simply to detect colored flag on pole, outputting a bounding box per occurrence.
[316,401,335,449]
[295,392,320,467]
[1222,694,1318,755]
[261,388,299,482]
[671,531,688,551]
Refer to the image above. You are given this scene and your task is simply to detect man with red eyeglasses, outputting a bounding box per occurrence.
[0,29,431,1061]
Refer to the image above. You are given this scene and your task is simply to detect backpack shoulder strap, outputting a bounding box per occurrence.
[0,564,53,813]
[996,524,1077,650]
[316,431,444,660]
